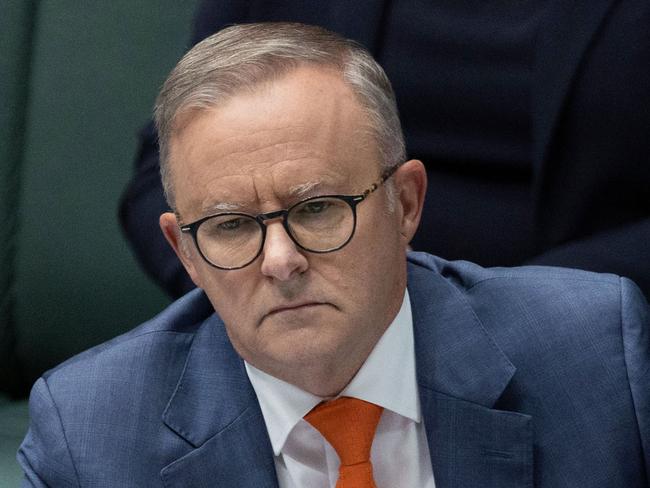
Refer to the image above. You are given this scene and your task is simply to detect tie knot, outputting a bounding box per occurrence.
[305,397,383,466]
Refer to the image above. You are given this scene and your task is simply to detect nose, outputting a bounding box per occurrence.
[259,221,308,281]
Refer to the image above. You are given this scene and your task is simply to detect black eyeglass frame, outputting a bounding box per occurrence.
[179,164,400,270]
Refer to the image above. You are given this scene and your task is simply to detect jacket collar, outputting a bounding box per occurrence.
[408,258,515,407]
[161,312,279,487]
[408,255,532,487]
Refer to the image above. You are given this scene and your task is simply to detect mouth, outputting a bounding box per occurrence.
[266,302,330,317]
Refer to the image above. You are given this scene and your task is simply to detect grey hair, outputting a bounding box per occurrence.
[154,22,406,210]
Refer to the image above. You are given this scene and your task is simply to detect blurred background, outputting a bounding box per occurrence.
[0,0,199,483]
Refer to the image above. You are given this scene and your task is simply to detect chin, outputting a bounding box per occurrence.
[267,334,345,369]
[260,304,338,331]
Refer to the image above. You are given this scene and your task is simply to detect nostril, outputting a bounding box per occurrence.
[260,224,308,280]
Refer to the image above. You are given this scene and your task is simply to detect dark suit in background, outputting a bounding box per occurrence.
[120,0,650,298]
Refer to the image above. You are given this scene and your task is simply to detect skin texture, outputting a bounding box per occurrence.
[160,66,427,396]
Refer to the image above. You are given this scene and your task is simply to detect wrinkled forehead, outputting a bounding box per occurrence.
[168,67,382,216]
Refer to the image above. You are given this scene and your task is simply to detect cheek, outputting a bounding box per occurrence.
[203,278,265,361]
[356,204,402,260]
[321,226,398,304]
[346,207,404,291]
[199,268,257,326]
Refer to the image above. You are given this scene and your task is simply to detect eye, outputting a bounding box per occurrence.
[300,200,330,214]
[217,217,244,230]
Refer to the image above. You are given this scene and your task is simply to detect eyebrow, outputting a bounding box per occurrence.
[199,180,328,215]
[286,180,325,199]
[201,201,246,214]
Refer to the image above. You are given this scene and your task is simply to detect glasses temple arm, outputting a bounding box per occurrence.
[361,163,401,197]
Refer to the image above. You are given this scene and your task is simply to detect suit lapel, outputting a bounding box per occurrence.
[420,390,533,488]
[160,313,278,488]
[532,0,617,183]
[408,259,533,488]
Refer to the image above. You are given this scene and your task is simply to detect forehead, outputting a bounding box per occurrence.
[168,66,380,216]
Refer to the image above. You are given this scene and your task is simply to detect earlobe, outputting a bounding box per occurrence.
[395,160,427,244]
[159,212,204,288]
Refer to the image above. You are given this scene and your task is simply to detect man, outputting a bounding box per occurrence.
[120,0,650,301]
[19,23,649,487]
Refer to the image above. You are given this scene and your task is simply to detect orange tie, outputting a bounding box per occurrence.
[304,397,384,488]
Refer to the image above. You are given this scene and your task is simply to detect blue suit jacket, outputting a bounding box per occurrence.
[18,253,650,487]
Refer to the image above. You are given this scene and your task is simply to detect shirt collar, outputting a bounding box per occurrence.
[245,290,420,455]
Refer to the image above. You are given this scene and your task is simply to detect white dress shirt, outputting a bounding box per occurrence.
[245,291,436,488]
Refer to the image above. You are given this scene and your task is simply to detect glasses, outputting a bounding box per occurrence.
[179,165,399,270]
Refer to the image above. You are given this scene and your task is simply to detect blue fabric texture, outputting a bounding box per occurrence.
[17,253,650,487]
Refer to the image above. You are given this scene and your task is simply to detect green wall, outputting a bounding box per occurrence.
[2,0,200,390]
[0,0,38,397]
[1,0,201,482]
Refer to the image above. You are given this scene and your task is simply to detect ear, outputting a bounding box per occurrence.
[159,212,204,288]
[393,159,427,245]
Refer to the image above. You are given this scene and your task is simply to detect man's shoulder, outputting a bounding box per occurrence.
[41,288,214,389]
[407,251,623,299]
[407,252,648,372]
[406,251,642,338]
[20,290,218,485]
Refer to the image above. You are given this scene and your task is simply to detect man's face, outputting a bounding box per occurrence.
[161,66,424,395]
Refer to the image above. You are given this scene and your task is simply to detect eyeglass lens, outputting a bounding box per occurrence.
[195,196,355,268]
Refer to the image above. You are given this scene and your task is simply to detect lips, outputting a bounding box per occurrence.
[266,302,328,316]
